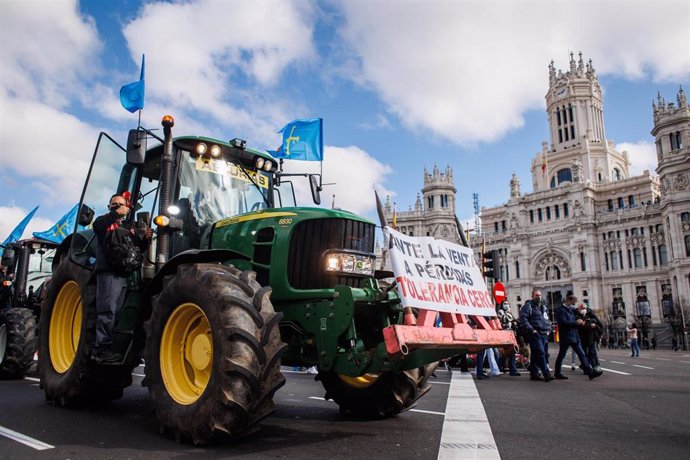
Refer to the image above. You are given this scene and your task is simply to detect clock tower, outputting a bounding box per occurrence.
[533,52,630,191]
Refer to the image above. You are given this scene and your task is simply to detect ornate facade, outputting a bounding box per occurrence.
[478,53,689,346]
[383,53,690,347]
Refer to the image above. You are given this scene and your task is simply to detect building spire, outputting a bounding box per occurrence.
[678,85,687,108]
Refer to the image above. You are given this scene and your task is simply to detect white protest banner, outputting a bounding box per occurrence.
[384,226,496,317]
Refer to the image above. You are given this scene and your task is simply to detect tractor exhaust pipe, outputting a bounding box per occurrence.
[156,115,175,270]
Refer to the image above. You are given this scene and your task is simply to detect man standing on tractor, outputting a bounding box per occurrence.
[0,265,14,309]
[92,194,152,364]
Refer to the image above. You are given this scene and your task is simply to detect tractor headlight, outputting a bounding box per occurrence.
[255,157,265,170]
[324,251,375,276]
[210,144,222,158]
[196,142,208,155]
[263,160,273,171]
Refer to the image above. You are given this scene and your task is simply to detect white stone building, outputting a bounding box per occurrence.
[383,53,690,347]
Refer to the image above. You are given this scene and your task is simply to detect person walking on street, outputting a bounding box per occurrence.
[651,336,657,350]
[554,295,603,380]
[92,193,152,364]
[519,289,554,382]
[671,335,679,351]
[577,304,603,371]
[626,323,641,357]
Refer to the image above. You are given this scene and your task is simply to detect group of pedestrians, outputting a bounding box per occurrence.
[475,289,605,382]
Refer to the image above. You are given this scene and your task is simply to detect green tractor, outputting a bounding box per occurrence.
[0,238,56,379]
[39,115,515,444]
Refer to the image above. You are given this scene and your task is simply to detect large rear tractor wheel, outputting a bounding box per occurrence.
[38,258,138,405]
[0,308,38,379]
[317,363,438,418]
[144,263,286,444]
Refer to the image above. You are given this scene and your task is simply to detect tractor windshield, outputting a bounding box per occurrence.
[176,150,271,228]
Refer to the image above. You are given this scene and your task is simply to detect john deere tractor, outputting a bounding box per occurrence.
[0,238,56,379]
[40,116,515,444]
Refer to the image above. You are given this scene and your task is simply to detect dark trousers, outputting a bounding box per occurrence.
[96,272,127,349]
[555,340,592,375]
[528,334,550,377]
[584,343,599,367]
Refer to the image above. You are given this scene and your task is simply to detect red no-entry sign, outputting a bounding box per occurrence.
[493,281,506,304]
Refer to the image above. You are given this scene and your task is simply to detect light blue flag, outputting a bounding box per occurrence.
[120,54,145,113]
[33,204,81,244]
[268,118,323,161]
[0,205,39,256]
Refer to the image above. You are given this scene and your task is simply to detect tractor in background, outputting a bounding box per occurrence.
[0,238,56,379]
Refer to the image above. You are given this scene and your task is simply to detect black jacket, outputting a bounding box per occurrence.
[93,210,147,273]
[577,310,603,346]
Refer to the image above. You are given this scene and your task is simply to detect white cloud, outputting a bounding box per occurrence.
[0,206,54,243]
[281,145,394,215]
[336,0,690,145]
[618,141,658,176]
[0,95,99,206]
[120,0,318,144]
[0,0,101,107]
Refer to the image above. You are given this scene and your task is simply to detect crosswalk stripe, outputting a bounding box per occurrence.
[598,367,631,375]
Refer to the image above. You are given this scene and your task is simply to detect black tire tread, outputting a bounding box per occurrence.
[145,263,285,444]
[0,308,38,379]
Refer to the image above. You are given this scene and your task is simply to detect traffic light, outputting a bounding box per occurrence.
[482,250,500,280]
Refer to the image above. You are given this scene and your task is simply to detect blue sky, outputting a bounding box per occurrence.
[1,0,688,240]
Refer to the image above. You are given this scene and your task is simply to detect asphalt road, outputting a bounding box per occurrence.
[1,348,688,459]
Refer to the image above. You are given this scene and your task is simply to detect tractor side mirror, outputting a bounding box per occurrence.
[309,174,321,206]
[126,129,147,165]
[78,205,95,227]
[1,248,16,268]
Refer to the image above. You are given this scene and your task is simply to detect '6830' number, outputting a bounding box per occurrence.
[278,218,293,225]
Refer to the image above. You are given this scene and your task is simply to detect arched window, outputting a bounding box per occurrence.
[633,248,642,268]
[613,168,622,181]
[552,168,572,188]
[610,251,619,270]
[685,235,690,257]
[659,245,668,265]
[681,212,690,222]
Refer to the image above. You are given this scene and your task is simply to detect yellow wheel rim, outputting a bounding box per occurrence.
[339,373,380,389]
[160,303,213,405]
[49,280,83,373]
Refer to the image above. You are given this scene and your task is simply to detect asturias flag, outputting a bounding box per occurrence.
[0,205,39,256]
[120,54,145,113]
[33,204,81,244]
[268,118,323,161]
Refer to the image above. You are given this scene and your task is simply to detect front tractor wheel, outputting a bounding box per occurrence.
[145,263,286,444]
[317,363,437,418]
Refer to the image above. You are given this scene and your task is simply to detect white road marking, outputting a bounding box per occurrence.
[308,396,325,401]
[430,381,451,385]
[610,361,626,365]
[132,373,145,377]
[633,365,654,369]
[655,358,671,361]
[438,372,500,459]
[23,377,39,382]
[0,425,54,451]
[410,409,445,416]
[679,361,690,364]
[599,367,631,375]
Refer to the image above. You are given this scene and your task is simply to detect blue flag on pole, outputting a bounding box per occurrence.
[33,204,81,244]
[0,205,39,256]
[120,54,145,113]
[267,118,323,161]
